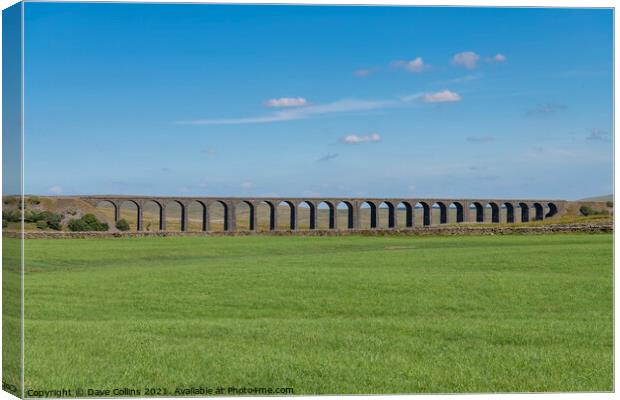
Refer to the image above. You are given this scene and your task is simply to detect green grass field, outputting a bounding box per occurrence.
[6,234,613,394]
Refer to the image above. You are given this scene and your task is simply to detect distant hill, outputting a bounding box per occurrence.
[580,194,613,202]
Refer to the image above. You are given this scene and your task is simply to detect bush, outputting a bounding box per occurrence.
[3,196,18,205]
[2,210,21,222]
[67,214,108,232]
[36,220,48,229]
[115,219,130,231]
[27,196,41,205]
[22,210,63,230]
[606,201,613,208]
[2,220,7,228]
[580,205,609,216]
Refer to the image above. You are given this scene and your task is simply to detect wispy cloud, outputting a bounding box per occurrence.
[265,97,308,108]
[240,181,256,189]
[526,103,565,115]
[48,185,62,194]
[466,135,495,143]
[452,51,480,69]
[318,153,339,162]
[181,98,393,125]
[200,148,217,156]
[392,57,428,73]
[489,53,507,62]
[586,129,609,141]
[421,90,462,103]
[354,68,378,77]
[341,133,382,144]
[181,90,462,126]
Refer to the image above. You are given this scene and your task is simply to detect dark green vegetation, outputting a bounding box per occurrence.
[12,234,612,394]
[115,218,130,231]
[579,205,609,217]
[66,214,109,232]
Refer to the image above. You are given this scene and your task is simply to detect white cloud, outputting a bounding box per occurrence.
[240,181,256,189]
[264,97,308,108]
[393,57,427,73]
[587,129,609,141]
[48,185,62,194]
[422,90,462,103]
[492,53,507,62]
[353,68,373,78]
[182,98,393,125]
[466,135,495,143]
[341,133,382,144]
[452,51,480,69]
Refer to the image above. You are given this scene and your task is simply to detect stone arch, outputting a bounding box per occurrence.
[519,202,529,223]
[378,201,396,228]
[142,200,163,231]
[118,200,140,231]
[545,202,558,218]
[317,201,336,229]
[187,200,207,232]
[164,200,186,231]
[277,201,296,230]
[235,201,254,231]
[432,202,448,224]
[359,201,378,229]
[487,202,500,223]
[208,200,229,231]
[533,202,544,221]
[256,201,276,231]
[470,202,484,223]
[415,202,431,226]
[396,201,413,228]
[337,201,354,229]
[503,202,515,223]
[297,201,316,230]
[450,202,465,223]
[93,200,118,224]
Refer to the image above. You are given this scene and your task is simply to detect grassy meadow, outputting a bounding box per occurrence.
[10,233,613,394]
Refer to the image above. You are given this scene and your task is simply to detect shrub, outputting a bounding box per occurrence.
[2,210,21,222]
[27,196,41,205]
[115,219,130,231]
[606,201,613,208]
[2,220,7,228]
[580,205,609,216]
[36,220,48,229]
[40,211,62,230]
[68,214,109,232]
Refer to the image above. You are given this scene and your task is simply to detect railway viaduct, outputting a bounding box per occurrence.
[80,196,567,232]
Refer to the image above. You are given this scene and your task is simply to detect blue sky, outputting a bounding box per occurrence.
[23,3,613,199]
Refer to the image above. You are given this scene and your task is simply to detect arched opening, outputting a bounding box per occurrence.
[503,203,515,223]
[519,203,529,223]
[187,201,206,232]
[297,201,315,230]
[449,202,465,223]
[317,201,335,229]
[432,202,448,224]
[256,201,275,231]
[415,202,431,227]
[545,202,558,218]
[470,202,484,223]
[118,200,139,231]
[208,201,228,231]
[378,201,395,228]
[142,200,163,231]
[533,202,544,221]
[164,201,184,231]
[336,201,353,229]
[277,201,296,230]
[396,202,413,228]
[235,201,254,231]
[487,202,500,223]
[93,200,118,225]
[359,201,378,229]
